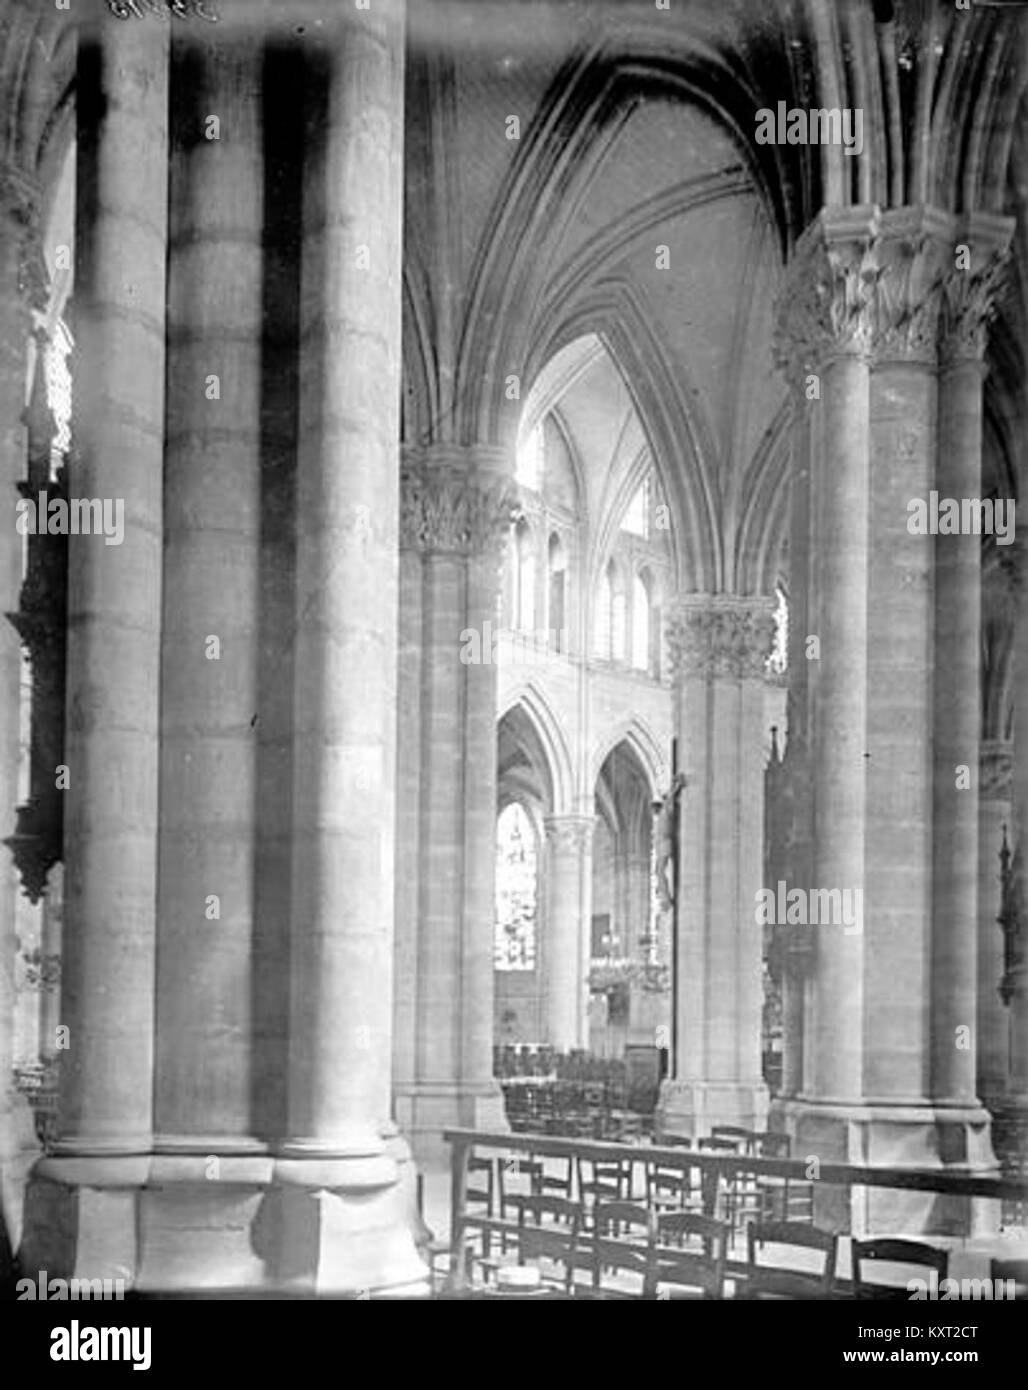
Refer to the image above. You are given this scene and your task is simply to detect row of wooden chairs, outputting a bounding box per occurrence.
[465,1129,813,1253]
[476,1203,831,1299]
[471,1198,1028,1300]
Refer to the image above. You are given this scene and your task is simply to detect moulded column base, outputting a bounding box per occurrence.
[655,1078,770,1142]
[770,1097,998,1238]
[394,1081,509,1167]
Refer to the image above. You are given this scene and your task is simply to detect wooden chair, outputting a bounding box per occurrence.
[743,1221,839,1299]
[652,1212,729,1299]
[644,1144,704,1214]
[576,1153,634,1213]
[516,1194,583,1295]
[851,1238,948,1300]
[990,1258,1028,1300]
[697,1134,744,1230]
[460,1154,496,1274]
[753,1131,815,1224]
[590,1201,657,1299]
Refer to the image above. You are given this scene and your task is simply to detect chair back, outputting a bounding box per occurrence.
[517,1195,581,1293]
[851,1238,948,1300]
[591,1201,657,1297]
[654,1212,729,1299]
[746,1221,838,1299]
[576,1153,631,1206]
[466,1155,494,1211]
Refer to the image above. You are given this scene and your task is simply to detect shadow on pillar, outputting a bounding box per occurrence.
[251,39,306,1147]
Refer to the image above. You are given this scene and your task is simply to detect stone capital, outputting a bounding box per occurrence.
[400,445,520,557]
[776,205,1013,375]
[866,207,953,365]
[938,217,1014,368]
[543,814,595,858]
[665,594,776,682]
[980,740,1013,802]
[776,207,879,375]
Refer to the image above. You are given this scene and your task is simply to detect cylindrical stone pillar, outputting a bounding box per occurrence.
[56,19,170,1152]
[933,225,1013,1112]
[659,594,774,1137]
[155,37,262,1151]
[397,446,517,1152]
[284,5,405,1155]
[865,212,946,1106]
[807,345,869,1104]
[543,815,594,1051]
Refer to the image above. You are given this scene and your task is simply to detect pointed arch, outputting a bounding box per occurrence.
[589,715,668,803]
[497,683,575,817]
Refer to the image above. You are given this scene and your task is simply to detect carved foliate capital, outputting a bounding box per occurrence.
[666,594,776,681]
[543,815,595,858]
[400,449,520,557]
[867,211,953,364]
[776,211,879,375]
[980,740,1013,802]
[776,207,1013,375]
[939,240,1012,367]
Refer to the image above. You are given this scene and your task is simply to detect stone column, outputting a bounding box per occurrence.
[798,214,875,1114]
[771,207,1009,1233]
[395,446,517,1159]
[932,218,1012,1123]
[0,164,45,1261]
[543,814,594,1051]
[392,537,423,1120]
[155,37,262,1153]
[270,2,424,1295]
[864,210,946,1112]
[56,18,170,1156]
[1011,536,1028,1109]
[770,210,873,1218]
[657,594,775,1138]
[20,17,170,1287]
[978,742,1012,1112]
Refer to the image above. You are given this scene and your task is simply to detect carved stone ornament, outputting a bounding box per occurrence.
[777,209,1015,379]
[400,453,521,557]
[543,815,595,857]
[665,594,776,682]
[775,218,878,376]
[939,249,1011,367]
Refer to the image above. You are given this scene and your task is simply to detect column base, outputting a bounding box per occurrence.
[769,1097,998,1238]
[394,1081,509,1167]
[18,1143,429,1298]
[0,1089,41,1287]
[655,1078,770,1141]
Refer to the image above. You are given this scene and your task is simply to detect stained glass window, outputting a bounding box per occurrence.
[494,802,537,971]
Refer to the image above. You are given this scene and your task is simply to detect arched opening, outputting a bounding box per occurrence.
[495,703,556,1050]
[589,741,668,1086]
